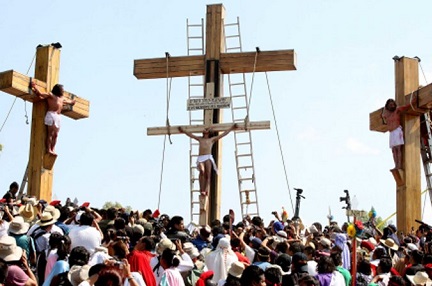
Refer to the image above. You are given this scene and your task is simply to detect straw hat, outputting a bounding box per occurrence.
[8,216,30,235]
[36,212,57,227]
[379,238,399,251]
[156,238,176,255]
[228,261,245,278]
[0,235,23,262]
[407,271,432,286]
[68,264,91,286]
[18,198,38,222]
[43,205,60,220]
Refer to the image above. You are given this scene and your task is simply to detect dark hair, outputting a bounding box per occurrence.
[298,275,320,286]
[331,251,342,267]
[275,242,288,254]
[52,84,64,97]
[251,216,263,227]
[58,206,70,222]
[69,246,90,267]
[265,267,282,285]
[57,235,71,261]
[168,216,183,231]
[357,260,371,275]
[161,249,180,268]
[80,212,94,226]
[372,247,386,260]
[0,260,8,284]
[378,257,392,273]
[9,182,18,190]
[143,209,152,217]
[388,275,406,286]
[275,253,291,272]
[49,232,64,249]
[141,236,155,251]
[225,274,241,286]
[240,265,264,286]
[289,242,304,254]
[94,266,123,286]
[110,240,128,260]
[317,256,336,274]
[411,250,424,264]
[106,207,118,220]
[114,218,126,230]
[304,246,315,257]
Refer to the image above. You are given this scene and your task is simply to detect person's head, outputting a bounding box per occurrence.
[168,216,184,231]
[136,236,154,251]
[8,182,18,194]
[240,265,265,286]
[298,275,320,286]
[143,209,152,220]
[264,266,282,286]
[372,247,386,260]
[69,246,90,267]
[357,259,371,275]
[58,206,70,222]
[160,248,180,269]
[79,212,94,226]
[275,253,291,273]
[317,256,336,274]
[0,260,7,285]
[109,239,129,260]
[330,251,343,267]
[377,257,392,274]
[288,242,304,256]
[292,252,309,273]
[410,249,424,264]
[56,235,71,261]
[94,266,123,286]
[106,207,118,220]
[256,247,270,262]
[52,84,64,97]
[388,275,406,286]
[385,99,397,112]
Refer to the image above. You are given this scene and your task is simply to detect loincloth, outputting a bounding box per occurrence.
[44,111,61,128]
[389,125,404,148]
[196,154,218,174]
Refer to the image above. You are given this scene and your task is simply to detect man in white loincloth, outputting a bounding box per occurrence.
[178,124,237,196]
[381,98,415,170]
[31,81,75,155]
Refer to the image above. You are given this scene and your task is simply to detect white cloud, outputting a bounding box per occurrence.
[346,137,380,155]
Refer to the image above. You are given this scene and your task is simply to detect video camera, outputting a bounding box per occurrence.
[340,190,351,210]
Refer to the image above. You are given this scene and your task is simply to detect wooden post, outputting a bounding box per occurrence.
[134,4,297,225]
[395,57,421,234]
[0,44,90,201]
[369,57,431,233]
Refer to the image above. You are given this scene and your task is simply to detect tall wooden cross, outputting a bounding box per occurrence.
[369,56,432,233]
[134,4,296,224]
[0,44,89,201]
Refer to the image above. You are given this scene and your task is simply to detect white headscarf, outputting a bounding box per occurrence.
[204,237,238,282]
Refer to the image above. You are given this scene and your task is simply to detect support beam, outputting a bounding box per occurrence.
[147,121,271,136]
[0,70,90,119]
[370,82,432,132]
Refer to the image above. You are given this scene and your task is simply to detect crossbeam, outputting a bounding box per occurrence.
[133,50,296,80]
[369,83,432,132]
[0,70,90,119]
[147,121,270,136]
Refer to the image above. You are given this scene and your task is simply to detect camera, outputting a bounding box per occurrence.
[114,261,124,269]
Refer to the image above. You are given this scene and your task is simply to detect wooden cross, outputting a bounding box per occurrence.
[134,4,296,224]
[369,56,432,233]
[0,44,90,201]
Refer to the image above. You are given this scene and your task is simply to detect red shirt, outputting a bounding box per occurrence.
[128,250,157,286]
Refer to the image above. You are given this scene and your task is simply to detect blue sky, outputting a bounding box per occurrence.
[1,1,432,227]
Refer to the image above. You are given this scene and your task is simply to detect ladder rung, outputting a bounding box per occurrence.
[232,106,247,110]
[225,35,239,39]
[230,82,245,86]
[226,47,241,50]
[189,48,204,51]
[237,153,252,157]
[188,24,203,27]
[188,36,203,39]
[236,142,251,146]
[224,23,238,27]
[231,94,246,98]
[240,189,256,193]
[241,201,257,205]
[189,84,204,87]
[239,177,253,181]
[238,165,253,169]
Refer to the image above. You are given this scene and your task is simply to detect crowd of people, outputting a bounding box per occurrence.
[1,181,432,286]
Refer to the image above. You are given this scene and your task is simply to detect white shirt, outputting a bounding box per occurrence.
[150,253,194,285]
[69,225,102,255]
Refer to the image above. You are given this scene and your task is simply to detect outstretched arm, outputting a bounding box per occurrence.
[211,124,237,142]
[178,127,201,141]
[30,81,51,100]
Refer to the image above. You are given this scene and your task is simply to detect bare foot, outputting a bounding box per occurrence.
[48,150,57,156]
[200,190,208,196]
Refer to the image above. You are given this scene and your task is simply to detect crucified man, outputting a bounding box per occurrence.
[178,124,237,196]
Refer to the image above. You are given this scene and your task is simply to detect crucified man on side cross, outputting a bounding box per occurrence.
[178,124,237,196]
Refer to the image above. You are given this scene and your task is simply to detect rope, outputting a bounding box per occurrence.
[264,71,295,214]
[415,56,429,84]
[245,47,260,130]
[0,52,36,134]
[157,52,174,210]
